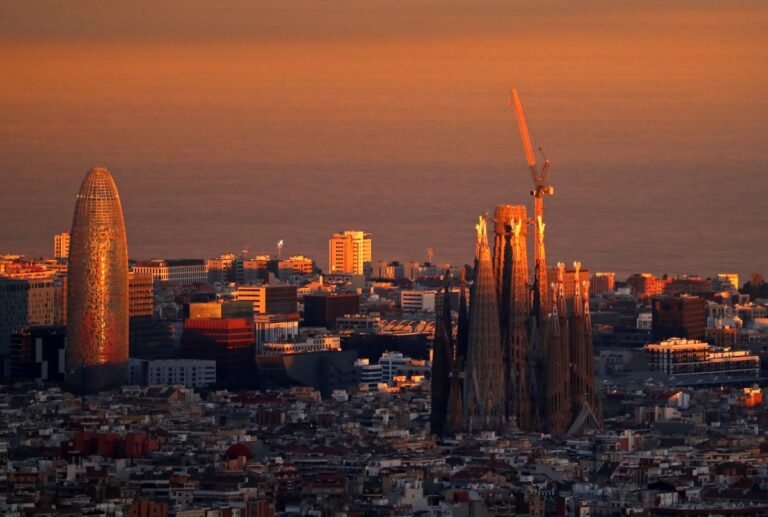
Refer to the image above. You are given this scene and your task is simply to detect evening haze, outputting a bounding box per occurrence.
[1,1,766,280]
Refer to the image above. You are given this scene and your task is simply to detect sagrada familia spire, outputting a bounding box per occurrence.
[430,274,453,436]
[462,215,506,432]
[493,205,532,429]
[447,275,469,434]
[430,91,602,438]
[542,263,572,437]
[566,262,602,436]
[431,204,601,437]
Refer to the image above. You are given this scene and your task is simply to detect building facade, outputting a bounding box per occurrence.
[181,318,254,388]
[261,336,341,355]
[127,358,217,388]
[303,293,360,329]
[132,259,207,286]
[645,338,760,377]
[54,232,70,260]
[400,290,436,313]
[652,295,707,341]
[233,285,298,315]
[0,276,55,356]
[254,313,300,348]
[329,230,371,276]
[187,300,254,325]
[355,358,383,390]
[9,325,66,383]
[128,272,154,318]
[66,168,130,394]
[590,272,616,296]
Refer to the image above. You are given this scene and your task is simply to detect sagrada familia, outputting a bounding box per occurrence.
[430,203,602,438]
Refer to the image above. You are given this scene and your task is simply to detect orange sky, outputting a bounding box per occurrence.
[1,1,767,277]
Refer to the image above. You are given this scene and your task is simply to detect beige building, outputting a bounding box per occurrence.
[645,337,759,377]
[54,232,70,260]
[328,230,371,276]
[132,259,207,285]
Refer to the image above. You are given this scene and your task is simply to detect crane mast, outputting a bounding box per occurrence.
[510,89,553,317]
[510,90,538,176]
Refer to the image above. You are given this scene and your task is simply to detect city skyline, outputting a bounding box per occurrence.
[3,170,760,283]
[1,1,766,281]
[1,4,767,515]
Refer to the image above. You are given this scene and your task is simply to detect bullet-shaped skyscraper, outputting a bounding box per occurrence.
[66,168,129,393]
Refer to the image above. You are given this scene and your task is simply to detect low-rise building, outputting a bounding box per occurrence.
[127,358,217,388]
[645,338,760,377]
[132,259,207,285]
[261,335,341,355]
[400,290,436,313]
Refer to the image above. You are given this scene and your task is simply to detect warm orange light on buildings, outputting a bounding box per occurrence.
[741,386,762,408]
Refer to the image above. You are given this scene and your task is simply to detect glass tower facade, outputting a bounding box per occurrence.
[66,168,129,393]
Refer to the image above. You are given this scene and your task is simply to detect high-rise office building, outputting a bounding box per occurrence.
[127,272,177,360]
[276,255,315,277]
[590,272,616,296]
[53,273,67,325]
[181,318,254,388]
[128,272,154,318]
[303,293,360,329]
[651,295,707,341]
[206,253,237,284]
[54,232,70,260]
[66,167,129,393]
[9,326,67,383]
[328,230,371,276]
[627,273,667,300]
[0,276,56,358]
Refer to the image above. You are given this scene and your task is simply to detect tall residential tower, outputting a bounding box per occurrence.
[54,231,70,260]
[328,230,372,276]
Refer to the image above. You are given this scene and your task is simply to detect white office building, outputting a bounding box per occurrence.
[379,351,411,385]
[132,259,208,285]
[355,358,383,390]
[400,290,436,313]
[128,359,217,388]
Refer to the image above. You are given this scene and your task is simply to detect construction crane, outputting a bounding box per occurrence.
[510,88,553,316]
[510,89,553,201]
